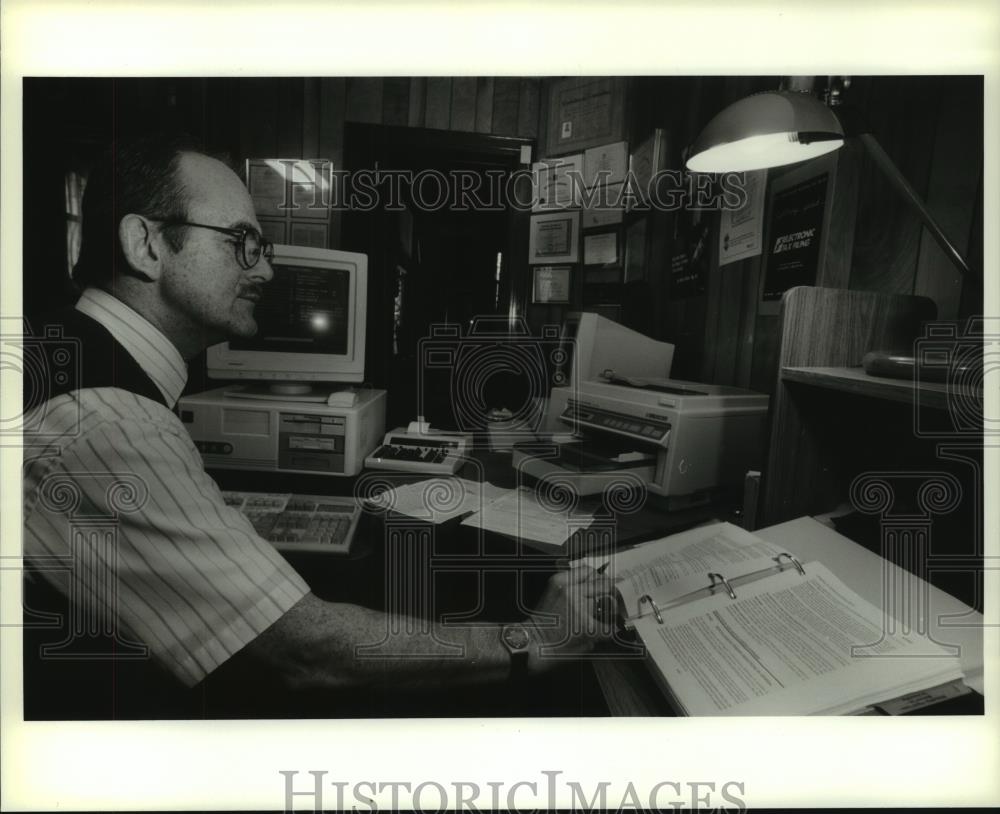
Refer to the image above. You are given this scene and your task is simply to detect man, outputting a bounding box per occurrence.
[22,134,609,717]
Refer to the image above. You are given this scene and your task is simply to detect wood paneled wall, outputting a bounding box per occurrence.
[199,75,983,401]
[203,77,542,247]
[213,77,541,148]
[636,77,777,384]
[27,76,980,381]
[341,77,541,137]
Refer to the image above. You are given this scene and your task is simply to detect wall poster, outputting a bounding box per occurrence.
[760,172,830,309]
[719,169,767,266]
[624,217,647,282]
[669,210,711,298]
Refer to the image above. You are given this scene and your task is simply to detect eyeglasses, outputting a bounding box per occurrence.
[152,219,274,269]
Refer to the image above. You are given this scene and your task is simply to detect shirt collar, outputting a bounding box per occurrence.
[75,288,188,407]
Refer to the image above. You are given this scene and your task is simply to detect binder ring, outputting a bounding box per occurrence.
[639,594,664,624]
[775,552,806,575]
[708,572,737,600]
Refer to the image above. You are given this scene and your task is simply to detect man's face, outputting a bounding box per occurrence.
[157,153,273,346]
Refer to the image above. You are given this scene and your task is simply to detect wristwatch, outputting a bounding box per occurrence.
[500,623,532,679]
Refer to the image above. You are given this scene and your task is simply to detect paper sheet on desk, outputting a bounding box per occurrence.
[461,486,594,546]
[373,477,508,524]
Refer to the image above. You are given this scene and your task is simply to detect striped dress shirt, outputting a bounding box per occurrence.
[23,289,309,687]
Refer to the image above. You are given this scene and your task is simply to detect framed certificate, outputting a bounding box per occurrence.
[528,211,580,264]
[583,230,620,266]
[582,181,625,228]
[544,77,626,157]
[629,128,668,205]
[531,265,572,304]
[532,154,583,211]
[584,141,628,187]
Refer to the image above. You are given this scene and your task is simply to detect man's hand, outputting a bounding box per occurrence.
[524,564,615,674]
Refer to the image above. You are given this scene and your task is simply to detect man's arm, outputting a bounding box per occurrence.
[235,565,611,691]
[24,402,315,688]
[26,400,610,693]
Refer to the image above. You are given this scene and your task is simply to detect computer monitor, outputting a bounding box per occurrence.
[206,244,367,396]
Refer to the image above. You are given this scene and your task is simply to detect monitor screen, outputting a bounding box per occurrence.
[230,264,351,356]
[207,244,367,386]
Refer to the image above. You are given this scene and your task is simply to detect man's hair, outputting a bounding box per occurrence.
[73,132,201,290]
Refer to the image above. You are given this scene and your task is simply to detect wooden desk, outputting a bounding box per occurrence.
[594,516,985,715]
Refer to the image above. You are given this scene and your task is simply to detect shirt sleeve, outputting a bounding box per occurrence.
[24,392,310,687]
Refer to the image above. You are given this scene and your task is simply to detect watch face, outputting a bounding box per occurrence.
[502,625,530,651]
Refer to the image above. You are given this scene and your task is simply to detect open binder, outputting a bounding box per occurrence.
[588,522,968,716]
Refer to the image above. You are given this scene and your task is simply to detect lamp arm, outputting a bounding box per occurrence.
[858,132,973,277]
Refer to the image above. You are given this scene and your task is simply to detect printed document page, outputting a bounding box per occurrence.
[635,562,963,716]
[607,522,786,617]
[461,486,594,546]
[369,478,508,524]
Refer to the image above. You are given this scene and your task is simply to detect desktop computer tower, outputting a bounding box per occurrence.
[178,387,387,476]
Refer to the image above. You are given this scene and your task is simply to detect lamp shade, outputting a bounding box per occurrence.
[686,91,845,172]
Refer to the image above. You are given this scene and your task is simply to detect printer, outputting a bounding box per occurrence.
[517,313,769,507]
[519,376,768,507]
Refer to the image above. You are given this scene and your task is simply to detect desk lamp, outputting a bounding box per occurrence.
[685,80,973,278]
[685,79,978,380]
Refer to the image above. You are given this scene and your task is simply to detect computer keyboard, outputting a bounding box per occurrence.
[364,430,469,475]
[222,491,361,554]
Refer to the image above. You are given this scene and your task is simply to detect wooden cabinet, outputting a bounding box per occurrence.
[756,287,983,610]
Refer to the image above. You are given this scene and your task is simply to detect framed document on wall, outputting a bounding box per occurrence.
[583,230,620,266]
[531,265,572,304]
[630,128,668,206]
[583,141,628,187]
[582,182,625,228]
[532,154,583,210]
[528,211,580,264]
[543,77,626,157]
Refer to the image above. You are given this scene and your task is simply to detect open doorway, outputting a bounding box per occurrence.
[341,124,533,430]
